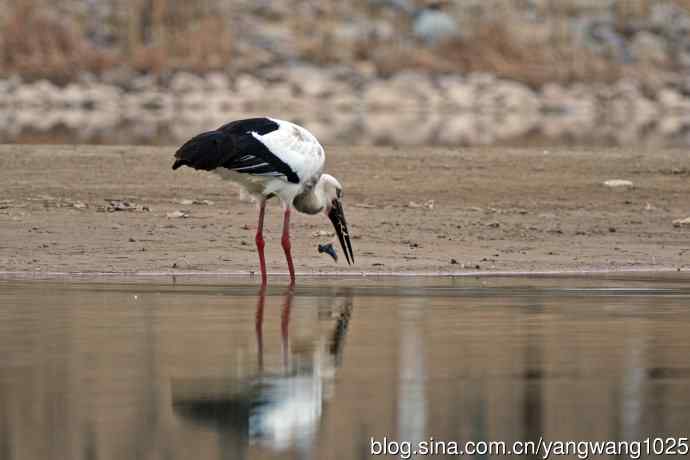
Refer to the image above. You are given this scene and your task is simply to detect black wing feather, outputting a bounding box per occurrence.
[172,130,235,171]
[172,117,300,184]
[217,117,279,136]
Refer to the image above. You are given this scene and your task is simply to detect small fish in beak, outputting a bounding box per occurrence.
[327,199,354,264]
[318,243,338,262]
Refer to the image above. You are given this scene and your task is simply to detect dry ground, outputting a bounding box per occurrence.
[0,145,688,278]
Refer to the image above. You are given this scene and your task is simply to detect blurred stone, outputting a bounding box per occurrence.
[369,0,413,13]
[649,3,690,37]
[59,84,87,108]
[413,5,460,45]
[205,73,230,92]
[364,80,417,110]
[287,66,334,97]
[130,75,157,92]
[574,15,630,63]
[658,88,690,111]
[235,74,266,98]
[630,31,668,64]
[170,73,205,94]
[438,76,473,109]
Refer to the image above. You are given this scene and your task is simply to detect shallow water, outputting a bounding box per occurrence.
[1,277,690,459]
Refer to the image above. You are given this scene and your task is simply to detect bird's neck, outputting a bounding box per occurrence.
[293,180,327,215]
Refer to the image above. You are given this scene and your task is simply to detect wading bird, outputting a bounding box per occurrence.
[172,117,354,286]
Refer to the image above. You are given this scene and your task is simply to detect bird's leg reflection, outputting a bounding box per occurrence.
[254,287,294,371]
[255,286,267,371]
[281,287,295,370]
[172,289,356,455]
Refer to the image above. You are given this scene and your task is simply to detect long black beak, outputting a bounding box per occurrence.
[327,199,354,265]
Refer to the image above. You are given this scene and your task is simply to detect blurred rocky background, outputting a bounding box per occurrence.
[3,0,690,147]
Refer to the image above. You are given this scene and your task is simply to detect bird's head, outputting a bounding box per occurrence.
[320,174,354,265]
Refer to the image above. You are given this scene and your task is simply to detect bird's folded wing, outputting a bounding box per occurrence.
[223,153,285,176]
[224,134,300,183]
[173,118,300,184]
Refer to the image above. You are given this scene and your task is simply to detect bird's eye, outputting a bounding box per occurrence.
[336,189,343,199]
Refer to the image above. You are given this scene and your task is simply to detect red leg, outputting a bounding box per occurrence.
[281,288,294,369]
[281,205,295,286]
[255,199,267,286]
[255,287,266,371]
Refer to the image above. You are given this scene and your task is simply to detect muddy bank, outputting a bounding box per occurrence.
[0,145,688,277]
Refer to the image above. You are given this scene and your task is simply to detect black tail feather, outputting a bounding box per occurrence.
[171,159,188,170]
[172,130,235,171]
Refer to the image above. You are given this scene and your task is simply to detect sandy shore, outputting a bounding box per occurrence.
[0,145,688,278]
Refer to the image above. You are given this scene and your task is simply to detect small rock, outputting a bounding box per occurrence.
[450,258,459,264]
[179,199,214,206]
[128,237,136,242]
[608,227,616,233]
[312,230,334,237]
[166,210,189,218]
[72,201,87,209]
[407,200,435,209]
[673,217,690,228]
[603,179,634,188]
[106,200,150,212]
[487,222,500,228]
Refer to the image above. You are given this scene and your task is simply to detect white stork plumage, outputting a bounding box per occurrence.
[172,117,354,286]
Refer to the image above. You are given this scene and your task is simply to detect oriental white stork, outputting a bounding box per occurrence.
[172,117,354,286]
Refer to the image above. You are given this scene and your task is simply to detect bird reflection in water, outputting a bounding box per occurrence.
[172,287,354,456]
